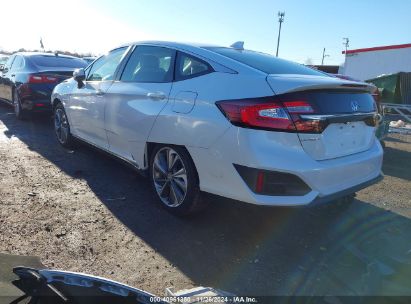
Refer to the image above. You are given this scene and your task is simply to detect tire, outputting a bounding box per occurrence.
[149,145,206,216]
[53,102,75,148]
[13,89,27,120]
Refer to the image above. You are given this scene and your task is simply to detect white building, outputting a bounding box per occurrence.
[340,43,411,81]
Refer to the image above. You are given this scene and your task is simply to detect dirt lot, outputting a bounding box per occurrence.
[0,102,410,296]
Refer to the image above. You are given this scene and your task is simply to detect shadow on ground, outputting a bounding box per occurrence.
[1,103,411,296]
[382,145,411,182]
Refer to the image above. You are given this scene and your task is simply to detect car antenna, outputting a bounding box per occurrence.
[230,41,244,50]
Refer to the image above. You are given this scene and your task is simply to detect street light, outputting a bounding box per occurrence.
[321,48,330,65]
[343,38,350,55]
[276,11,285,57]
[342,38,350,73]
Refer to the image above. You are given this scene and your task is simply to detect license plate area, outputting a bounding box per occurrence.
[298,121,375,160]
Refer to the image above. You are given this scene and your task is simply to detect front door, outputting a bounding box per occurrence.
[67,47,128,149]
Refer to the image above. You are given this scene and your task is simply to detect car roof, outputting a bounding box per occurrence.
[119,40,222,49]
[115,40,262,75]
[13,52,81,59]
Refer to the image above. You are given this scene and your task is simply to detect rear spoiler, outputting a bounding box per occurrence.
[267,74,376,95]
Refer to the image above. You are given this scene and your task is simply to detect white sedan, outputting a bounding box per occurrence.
[51,41,383,216]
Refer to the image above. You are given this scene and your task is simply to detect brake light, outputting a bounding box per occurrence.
[284,101,326,132]
[217,99,295,131]
[28,75,58,84]
[217,98,320,132]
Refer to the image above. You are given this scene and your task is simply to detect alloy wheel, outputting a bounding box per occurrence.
[54,108,69,144]
[152,147,188,207]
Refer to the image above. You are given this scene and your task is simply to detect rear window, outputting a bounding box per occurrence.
[30,56,87,69]
[205,47,326,76]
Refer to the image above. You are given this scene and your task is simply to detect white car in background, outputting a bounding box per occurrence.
[51,41,383,216]
[0,54,9,70]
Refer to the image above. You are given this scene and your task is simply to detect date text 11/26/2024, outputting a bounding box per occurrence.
[149,296,258,303]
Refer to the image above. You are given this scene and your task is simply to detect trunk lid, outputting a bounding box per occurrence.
[36,69,74,80]
[30,70,73,90]
[267,74,378,160]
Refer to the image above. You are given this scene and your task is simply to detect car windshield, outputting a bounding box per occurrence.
[30,55,87,69]
[205,47,327,76]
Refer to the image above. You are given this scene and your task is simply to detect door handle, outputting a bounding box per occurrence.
[96,90,105,96]
[147,92,166,100]
[11,74,15,77]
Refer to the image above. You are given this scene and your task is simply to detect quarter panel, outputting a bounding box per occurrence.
[148,72,274,149]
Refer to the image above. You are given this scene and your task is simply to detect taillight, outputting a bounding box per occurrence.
[371,88,380,103]
[216,98,321,132]
[371,93,380,103]
[284,101,324,133]
[216,99,296,131]
[28,74,58,84]
[371,88,381,112]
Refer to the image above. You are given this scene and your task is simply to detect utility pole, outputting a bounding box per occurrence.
[276,11,285,57]
[40,37,45,52]
[342,38,350,74]
[343,38,350,55]
[321,48,330,65]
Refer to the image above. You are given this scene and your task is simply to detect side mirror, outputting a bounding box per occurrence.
[73,68,85,88]
[73,68,86,82]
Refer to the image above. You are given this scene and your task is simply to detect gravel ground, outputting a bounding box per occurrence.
[0,102,410,296]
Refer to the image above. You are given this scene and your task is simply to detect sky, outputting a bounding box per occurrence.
[1,0,410,65]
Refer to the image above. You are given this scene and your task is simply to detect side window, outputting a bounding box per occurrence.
[11,56,24,70]
[86,47,127,82]
[84,61,95,78]
[175,52,212,80]
[4,55,16,71]
[120,46,175,83]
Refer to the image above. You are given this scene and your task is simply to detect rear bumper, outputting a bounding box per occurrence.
[310,174,383,205]
[20,97,52,112]
[188,126,384,206]
[19,84,53,112]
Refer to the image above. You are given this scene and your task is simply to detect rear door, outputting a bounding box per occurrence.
[266,75,377,160]
[104,45,175,167]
